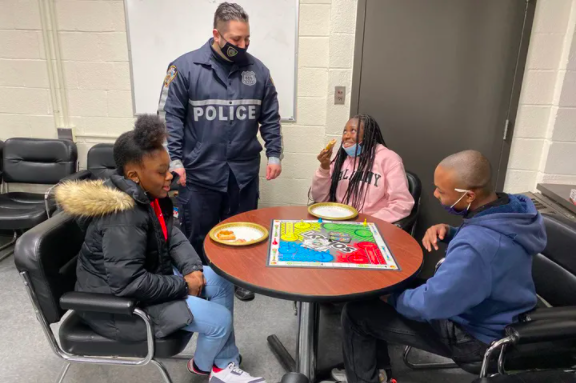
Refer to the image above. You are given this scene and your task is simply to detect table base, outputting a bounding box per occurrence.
[268,302,319,382]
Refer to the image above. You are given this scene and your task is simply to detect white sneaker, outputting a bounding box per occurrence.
[210,363,266,383]
[331,368,389,383]
[331,368,347,382]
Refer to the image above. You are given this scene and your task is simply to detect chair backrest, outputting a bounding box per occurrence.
[533,214,576,307]
[405,170,422,215]
[3,138,77,185]
[14,213,84,324]
[0,139,4,179]
[87,143,116,180]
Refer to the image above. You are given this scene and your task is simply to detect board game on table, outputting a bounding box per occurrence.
[267,220,400,270]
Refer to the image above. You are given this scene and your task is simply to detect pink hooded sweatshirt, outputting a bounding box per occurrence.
[310,144,414,223]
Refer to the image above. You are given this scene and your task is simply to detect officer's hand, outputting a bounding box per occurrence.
[173,167,186,187]
[267,163,282,180]
[317,148,332,170]
[422,224,450,252]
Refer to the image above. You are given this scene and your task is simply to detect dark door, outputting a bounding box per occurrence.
[352,0,535,276]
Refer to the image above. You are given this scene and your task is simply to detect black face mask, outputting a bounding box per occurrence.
[218,33,249,63]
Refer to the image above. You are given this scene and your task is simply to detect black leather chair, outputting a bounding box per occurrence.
[0,139,4,184]
[394,170,421,236]
[62,143,115,182]
[0,138,77,260]
[404,213,576,379]
[14,212,193,383]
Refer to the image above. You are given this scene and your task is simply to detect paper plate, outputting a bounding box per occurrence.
[308,202,359,221]
[209,222,269,246]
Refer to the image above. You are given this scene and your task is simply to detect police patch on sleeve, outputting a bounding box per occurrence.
[242,71,257,86]
[164,65,177,87]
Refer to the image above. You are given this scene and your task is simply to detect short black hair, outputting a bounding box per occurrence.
[113,114,167,175]
[213,2,249,30]
[439,150,493,193]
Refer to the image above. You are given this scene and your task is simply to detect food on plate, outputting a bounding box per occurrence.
[216,230,236,241]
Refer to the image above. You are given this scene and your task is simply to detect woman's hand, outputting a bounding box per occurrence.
[184,271,206,297]
[317,148,333,170]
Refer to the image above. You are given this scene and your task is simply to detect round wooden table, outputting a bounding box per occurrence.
[204,206,423,382]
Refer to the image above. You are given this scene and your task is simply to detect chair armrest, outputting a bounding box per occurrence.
[519,306,576,322]
[506,319,576,344]
[60,170,92,183]
[393,215,415,230]
[60,292,136,315]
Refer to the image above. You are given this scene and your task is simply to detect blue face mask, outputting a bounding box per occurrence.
[344,144,362,157]
[442,188,472,216]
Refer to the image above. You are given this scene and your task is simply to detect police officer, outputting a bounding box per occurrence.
[158,2,282,301]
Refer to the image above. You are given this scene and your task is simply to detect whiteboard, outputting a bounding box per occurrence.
[125,0,298,121]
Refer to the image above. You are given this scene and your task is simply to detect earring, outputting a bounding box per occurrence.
[135,179,140,184]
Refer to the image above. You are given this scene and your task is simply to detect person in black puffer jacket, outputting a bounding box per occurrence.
[55,115,264,383]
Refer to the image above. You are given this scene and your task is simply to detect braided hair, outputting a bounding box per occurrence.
[328,114,387,211]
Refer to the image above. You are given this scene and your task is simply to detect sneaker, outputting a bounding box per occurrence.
[235,287,255,301]
[331,368,347,382]
[187,358,210,376]
[187,355,243,375]
[331,368,391,383]
[210,363,265,383]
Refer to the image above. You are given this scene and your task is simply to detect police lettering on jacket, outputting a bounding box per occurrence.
[190,100,260,122]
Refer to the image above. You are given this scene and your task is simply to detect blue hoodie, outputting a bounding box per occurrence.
[389,194,547,344]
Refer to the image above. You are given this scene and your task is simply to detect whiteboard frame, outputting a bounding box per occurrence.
[123,0,299,122]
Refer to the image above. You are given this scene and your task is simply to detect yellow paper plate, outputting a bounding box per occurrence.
[308,202,359,221]
[209,222,269,246]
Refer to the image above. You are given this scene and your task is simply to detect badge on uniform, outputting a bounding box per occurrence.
[164,65,177,87]
[242,71,257,86]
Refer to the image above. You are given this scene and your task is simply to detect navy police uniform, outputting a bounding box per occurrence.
[158,39,282,262]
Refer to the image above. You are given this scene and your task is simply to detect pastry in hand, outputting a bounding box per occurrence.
[217,230,236,241]
[325,139,337,151]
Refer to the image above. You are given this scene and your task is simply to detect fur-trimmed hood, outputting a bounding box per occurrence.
[55,178,137,217]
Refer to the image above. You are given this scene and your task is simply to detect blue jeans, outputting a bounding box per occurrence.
[174,266,240,371]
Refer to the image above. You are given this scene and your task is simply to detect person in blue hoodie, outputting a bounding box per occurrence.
[338,150,547,383]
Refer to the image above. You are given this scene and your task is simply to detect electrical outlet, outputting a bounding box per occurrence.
[334,86,345,105]
[57,128,74,141]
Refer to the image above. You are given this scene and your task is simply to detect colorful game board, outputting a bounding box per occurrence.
[267,220,400,270]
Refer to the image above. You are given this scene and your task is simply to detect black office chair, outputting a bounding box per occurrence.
[0,139,4,185]
[394,170,421,236]
[62,143,116,181]
[14,212,193,383]
[404,213,576,379]
[0,138,77,260]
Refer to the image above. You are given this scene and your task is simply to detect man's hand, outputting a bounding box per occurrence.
[266,163,282,180]
[422,224,450,252]
[317,148,333,170]
[173,167,186,187]
[184,271,206,297]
